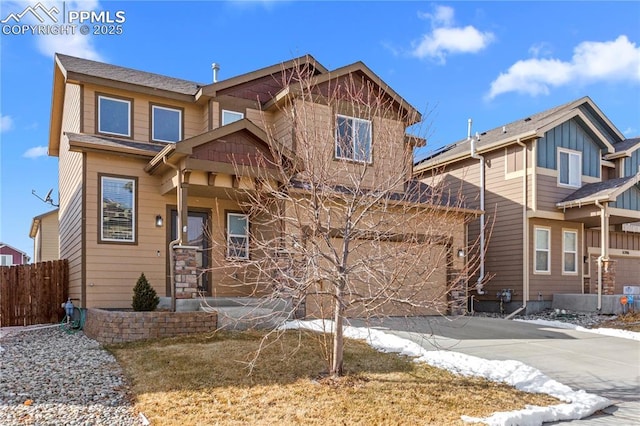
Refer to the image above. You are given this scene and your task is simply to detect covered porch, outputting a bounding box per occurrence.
[557,173,640,307]
[145,119,288,309]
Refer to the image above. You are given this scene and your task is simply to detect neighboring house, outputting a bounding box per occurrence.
[414,97,640,314]
[47,53,474,314]
[29,209,60,263]
[0,242,30,266]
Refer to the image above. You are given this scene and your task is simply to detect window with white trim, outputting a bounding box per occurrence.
[227,213,249,259]
[335,114,372,163]
[152,105,182,142]
[0,254,13,266]
[534,227,550,273]
[101,175,136,243]
[563,230,578,274]
[222,110,244,126]
[98,95,131,137]
[558,148,581,187]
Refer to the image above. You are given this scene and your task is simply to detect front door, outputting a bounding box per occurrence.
[171,210,210,293]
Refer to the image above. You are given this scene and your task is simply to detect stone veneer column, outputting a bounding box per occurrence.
[602,259,617,295]
[174,245,199,299]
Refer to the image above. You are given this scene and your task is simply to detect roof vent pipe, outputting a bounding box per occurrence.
[212,63,220,83]
[469,119,486,295]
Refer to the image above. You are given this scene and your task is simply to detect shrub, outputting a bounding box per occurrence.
[132,273,159,311]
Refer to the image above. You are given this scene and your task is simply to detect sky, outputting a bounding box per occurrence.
[1,0,639,259]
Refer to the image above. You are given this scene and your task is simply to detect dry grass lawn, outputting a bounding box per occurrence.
[108,330,559,425]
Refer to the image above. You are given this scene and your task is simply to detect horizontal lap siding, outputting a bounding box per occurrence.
[482,151,525,296]
[83,84,204,141]
[85,154,170,308]
[528,219,583,299]
[536,174,576,212]
[59,83,83,303]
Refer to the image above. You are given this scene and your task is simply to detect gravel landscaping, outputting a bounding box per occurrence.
[0,326,139,426]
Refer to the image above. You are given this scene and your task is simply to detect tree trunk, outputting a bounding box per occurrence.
[331,280,345,377]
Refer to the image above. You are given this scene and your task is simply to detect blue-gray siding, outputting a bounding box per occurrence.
[537,118,601,178]
[613,185,640,211]
[624,149,640,178]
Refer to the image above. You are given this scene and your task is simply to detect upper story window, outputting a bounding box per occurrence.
[534,227,550,274]
[152,105,182,142]
[0,254,13,266]
[558,148,581,188]
[222,110,244,126]
[335,114,372,163]
[98,95,131,137]
[227,212,249,259]
[100,175,136,244]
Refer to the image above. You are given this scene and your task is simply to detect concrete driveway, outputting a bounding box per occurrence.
[350,316,640,425]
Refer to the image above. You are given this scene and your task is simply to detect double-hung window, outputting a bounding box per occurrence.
[100,175,136,243]
[558,148,581,188]
[98,95,131,137]
[152,105,182,142]
[227,213,249,259]
[563,230,578,274]
[335,115,372,163]
[222,110,244,126]
[534,227,550,273]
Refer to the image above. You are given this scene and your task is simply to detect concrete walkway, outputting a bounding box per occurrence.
[350,316,640,425]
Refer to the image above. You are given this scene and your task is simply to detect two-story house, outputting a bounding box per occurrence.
[47,53,475,317]
[415,97,640,314]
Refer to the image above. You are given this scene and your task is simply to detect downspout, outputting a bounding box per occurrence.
[506,139,528,319]
[164,157,182,312]
[594,200,609,311]
[469,119,486,295]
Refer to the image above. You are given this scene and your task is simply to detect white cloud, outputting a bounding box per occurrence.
[23,146,49,158]
[411,5,494,64]
[488,35,640,99]
[0,114,14,133]
[3,1,103,60]
[622,127,636,136]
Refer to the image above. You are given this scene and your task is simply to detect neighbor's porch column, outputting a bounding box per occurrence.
[174,245,199,299]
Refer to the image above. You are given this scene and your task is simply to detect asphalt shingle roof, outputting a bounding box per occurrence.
[558,175,639,205]
[613,137,640,153]
[56,54,203,96]
[416,97,589,167]
[66,132,167,154]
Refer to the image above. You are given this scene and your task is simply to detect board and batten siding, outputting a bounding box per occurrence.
[58,83,84,304]
[623,148,640,178]
[613,186,640,211]
[82,84,204,142]
[528,219,583,300]
[536,118,601,178]
[84,153,171,308]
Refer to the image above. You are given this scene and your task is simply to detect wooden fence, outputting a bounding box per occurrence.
[0,260,68,327]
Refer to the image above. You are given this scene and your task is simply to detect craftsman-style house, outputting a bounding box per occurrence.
[47,53,475,316]
[415,97,640,314]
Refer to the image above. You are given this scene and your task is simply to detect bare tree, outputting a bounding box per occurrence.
[205,61,485,377]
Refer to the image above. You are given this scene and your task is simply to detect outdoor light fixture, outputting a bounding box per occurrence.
[155,215,163,227]
[457,249,465,258]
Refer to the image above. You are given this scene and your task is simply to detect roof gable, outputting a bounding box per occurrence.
[557,172,640,208]
[415,96,622,171]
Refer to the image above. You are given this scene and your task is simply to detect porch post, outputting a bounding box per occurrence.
[179,170,191,244]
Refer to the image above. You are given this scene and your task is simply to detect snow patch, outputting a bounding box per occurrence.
[281,320,611,426]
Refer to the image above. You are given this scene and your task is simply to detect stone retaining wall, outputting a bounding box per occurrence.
[83,308,217,344]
